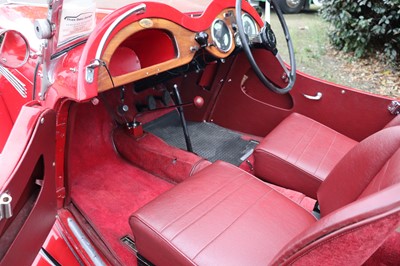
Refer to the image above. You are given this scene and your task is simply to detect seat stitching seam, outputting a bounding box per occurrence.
[379,162,390,190]
[160,172,247,233]
[168,175,254,241]
[192,189,274,260]
[130,216,196,265]
[286,120,315,161]
[251,178,318,216]
[254,149,323,183]
[369,161,390,193]
[314,132,337,175]
[295,124,321,166]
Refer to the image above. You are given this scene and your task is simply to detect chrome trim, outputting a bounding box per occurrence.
[286,0,301,8]
[67,218,106,266]
[388,100,400,115]
[0,66,27,98]
[0,192,13,221]
[241,13,258,36]
[303,92,323,101]
[211,18,233,53]
[39,248,60,266]
[0,29,31,69]
[240,148,254,161]
[95,3,146,60]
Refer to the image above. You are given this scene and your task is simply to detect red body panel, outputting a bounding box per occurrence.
[33,220,80,266]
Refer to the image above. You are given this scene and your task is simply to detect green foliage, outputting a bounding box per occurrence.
[320,0,400,65]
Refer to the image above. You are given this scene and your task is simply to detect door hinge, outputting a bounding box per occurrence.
[0,192,13,221]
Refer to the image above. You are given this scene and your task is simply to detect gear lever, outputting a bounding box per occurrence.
[172,84,193,152]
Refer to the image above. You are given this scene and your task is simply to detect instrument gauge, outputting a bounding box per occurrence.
[211,19,232,53]
[242,13,257,36]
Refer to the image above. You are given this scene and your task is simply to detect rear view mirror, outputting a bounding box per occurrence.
[0,30,30,68]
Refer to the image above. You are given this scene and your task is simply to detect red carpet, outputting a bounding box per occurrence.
[70,154,173,265]
[68,101,174,265]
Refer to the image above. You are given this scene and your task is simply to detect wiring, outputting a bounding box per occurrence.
[88,58,115,88]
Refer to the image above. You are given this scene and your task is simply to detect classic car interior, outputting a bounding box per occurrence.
[0,0,399,265]
[63,1,400,265]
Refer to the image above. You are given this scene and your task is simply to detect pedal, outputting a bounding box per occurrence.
[128,121,143,138]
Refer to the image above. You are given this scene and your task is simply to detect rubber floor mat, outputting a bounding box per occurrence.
[143,111,258,166]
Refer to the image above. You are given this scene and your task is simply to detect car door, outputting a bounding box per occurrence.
[210,50,394,141]
[0,104,57,265]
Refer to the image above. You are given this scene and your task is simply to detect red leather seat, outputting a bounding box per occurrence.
[130,126,400,265]
[253,113,357,198]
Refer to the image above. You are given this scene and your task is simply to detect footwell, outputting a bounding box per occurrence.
[143,111,259,166]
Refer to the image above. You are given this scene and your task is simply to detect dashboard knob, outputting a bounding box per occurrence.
[195,32,209,48]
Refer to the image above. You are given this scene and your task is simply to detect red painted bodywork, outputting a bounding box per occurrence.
[33,218,81,266]
[0,0,398,265]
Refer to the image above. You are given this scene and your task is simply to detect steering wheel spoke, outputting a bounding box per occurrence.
[275,52,291,78]
[235,0,296,94]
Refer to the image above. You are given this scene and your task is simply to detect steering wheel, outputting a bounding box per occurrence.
[235,0,296,94]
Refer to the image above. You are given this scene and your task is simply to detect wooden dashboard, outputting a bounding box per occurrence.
[96,8,242,92]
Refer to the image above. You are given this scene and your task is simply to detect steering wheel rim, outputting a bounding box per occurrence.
[235,0,296,94]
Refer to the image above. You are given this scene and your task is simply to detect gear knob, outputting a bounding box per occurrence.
[193,96,205,109]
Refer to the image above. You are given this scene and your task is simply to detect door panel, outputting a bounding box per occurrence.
[210,51,394,141]
[0,105,57,265]
[289,72,393,141]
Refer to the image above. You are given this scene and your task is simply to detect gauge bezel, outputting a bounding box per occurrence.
[241,13,258,36]
[211,18,233,53]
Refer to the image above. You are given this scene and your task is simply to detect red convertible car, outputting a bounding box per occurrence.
[0,0,399,265]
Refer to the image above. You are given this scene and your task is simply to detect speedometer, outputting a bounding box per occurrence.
[242,13,257,36]
[211,19,232,53]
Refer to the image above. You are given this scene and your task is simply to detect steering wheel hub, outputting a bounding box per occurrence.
[260,24,278,55]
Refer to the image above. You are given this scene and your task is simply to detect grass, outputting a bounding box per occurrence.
[269,11,337,82]
[267,10,399,97]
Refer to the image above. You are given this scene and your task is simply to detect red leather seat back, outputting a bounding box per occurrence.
[271,126,400,264]
[272,183,400,265]
[318,126,400,216]
[253,113,357,198]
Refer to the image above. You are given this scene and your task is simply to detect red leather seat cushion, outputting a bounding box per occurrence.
[130,161,316,266]
[254,113,357,198]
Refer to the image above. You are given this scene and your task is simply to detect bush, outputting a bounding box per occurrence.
[320,0,400,66]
